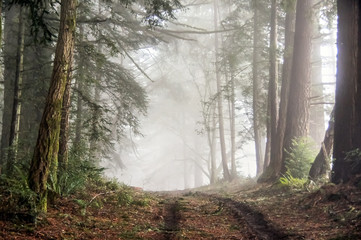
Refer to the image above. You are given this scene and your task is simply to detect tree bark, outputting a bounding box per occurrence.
[252,0,264,176]
[264,0,278,171]
[214,0,231,181]
[208,103,217,184]
[0,5,18,172]
[74,26,85,147]
[332,1,361,184]
[7,6,25,173]
[229,69,237,178]
[0,0,2,50]
[281,0,313,175]
[309,108,334,181]
[28,0,76,212]
[74,78,83,145]
[89,76,101,160]
[269,2,296,181]
[58,79,72,169]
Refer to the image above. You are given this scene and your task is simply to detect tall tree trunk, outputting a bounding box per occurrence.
[19,16,53,158]
[58,78,72,169]
[89,2,103,161]
[0,5,18,172]
[214,0,231,181]
[309,107,334,181]
[0,0,2,50]
[7,6,25,173]
[309,8,325,147]
[74,78,83,145]
[281,0,313,175]
[252,0,264,176]
[229,69,237,178]
[28,0,76,212]
[74,27,85,147]
[264,95,271,171]
[208,103,217,184]
[89,81,101,160]
[258,0,296,183]
[332,0,361,184]
[59,16,76,167]
[264,0,278,171]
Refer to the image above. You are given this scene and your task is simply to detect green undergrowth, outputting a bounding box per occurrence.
[278,137,318,191]
[278,171,309,190]
[0,157,153,224]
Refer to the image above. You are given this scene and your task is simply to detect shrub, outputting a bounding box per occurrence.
[285,137,317,179]
[0,164,37,213]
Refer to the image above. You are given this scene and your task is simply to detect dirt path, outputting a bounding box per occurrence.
[162,199,181,239]
[2,184,359,239]
[157,192,293,239]
[209,196,300,240]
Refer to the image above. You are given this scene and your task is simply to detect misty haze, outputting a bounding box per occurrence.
[0,0,360,239]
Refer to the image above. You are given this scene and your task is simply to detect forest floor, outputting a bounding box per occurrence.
[0,179,361,239]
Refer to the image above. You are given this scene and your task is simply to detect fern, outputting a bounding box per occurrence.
[279,171,308,189]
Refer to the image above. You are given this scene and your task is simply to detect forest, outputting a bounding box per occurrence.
[0,0,360,239]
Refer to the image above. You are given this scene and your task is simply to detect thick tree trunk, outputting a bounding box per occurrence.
[214,0,231,181]
[252,0,264,176]
[332,1,361,184]
[281,0,313,175]
[7,6,25,173]
[28,0,76,212]
[59,17,76,167]
[309,108,334,181]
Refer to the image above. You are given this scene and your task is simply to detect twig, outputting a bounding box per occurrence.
[88,191,116,205]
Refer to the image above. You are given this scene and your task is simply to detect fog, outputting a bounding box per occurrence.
[100,0,337,191]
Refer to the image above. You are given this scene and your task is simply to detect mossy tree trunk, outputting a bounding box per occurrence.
[28,0,76,212]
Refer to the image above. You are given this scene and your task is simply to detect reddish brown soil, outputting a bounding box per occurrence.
[0,182,360,239]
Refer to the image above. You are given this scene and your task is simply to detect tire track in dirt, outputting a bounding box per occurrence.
[162,199,181,239]
[158,192,303,239]
[210,195,303,240]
